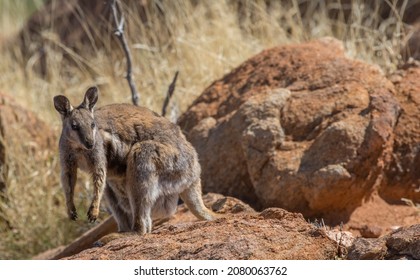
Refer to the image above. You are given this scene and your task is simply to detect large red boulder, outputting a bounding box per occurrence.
[178,38,400,221]
[383,66,420,203]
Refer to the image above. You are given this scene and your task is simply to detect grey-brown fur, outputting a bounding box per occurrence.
[54,87,215,234]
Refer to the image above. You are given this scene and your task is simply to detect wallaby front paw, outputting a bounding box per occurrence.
[87,205,99,223]
[68,209,78,221]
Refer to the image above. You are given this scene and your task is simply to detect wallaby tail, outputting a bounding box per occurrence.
[180,181,218,221]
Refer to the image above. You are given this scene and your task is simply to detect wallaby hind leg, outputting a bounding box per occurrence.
[104,184,131,232]
[126,142,160,234]
[180,180,215,221]
[131,196,153,234]
[126,175,155,234]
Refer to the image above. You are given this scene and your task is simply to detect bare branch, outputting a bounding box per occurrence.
[162,71,179,117]
[35,216,118,260]
[110,0,139,106]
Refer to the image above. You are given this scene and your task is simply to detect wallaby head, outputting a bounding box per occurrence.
[54,87,99,150]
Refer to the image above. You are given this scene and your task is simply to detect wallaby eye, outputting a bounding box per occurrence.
[91,122,95,129]
[71,123,79,130]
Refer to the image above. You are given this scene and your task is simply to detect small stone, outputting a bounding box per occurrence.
[359,225,383,238]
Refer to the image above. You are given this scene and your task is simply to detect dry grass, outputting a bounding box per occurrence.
[0,0,415,259]
[401,198,420,215]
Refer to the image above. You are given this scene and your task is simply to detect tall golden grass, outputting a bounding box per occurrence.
[0,0,415,259]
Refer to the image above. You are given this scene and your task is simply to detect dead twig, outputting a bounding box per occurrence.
[110,0,139,106]
[35,216,118,260]
[337,222,347,259]
[162,71,179,117]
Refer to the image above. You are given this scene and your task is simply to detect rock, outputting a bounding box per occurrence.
[178,38,400,220]
[14,0,150,76]
[31,193,257,259]
[20,0,115,50]
[0,93,55,191]
[382,66,420,203]
[386,224,420,260]
[347,238,387,260]
[359,225,383,238]
[161,193,257,226]
[65,206,338,260]
[347,224,420,260]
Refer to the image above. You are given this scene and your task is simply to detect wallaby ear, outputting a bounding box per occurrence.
[53,95,73,116]
[82,87,99,112]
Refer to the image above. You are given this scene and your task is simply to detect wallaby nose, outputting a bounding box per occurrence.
[85,140,94,149]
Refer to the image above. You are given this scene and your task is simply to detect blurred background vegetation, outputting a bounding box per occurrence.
[0,0,418,259]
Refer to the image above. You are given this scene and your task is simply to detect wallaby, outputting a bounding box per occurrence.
[53,87,215,234]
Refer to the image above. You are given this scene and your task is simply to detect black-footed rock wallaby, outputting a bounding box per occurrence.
[54,87,216,234]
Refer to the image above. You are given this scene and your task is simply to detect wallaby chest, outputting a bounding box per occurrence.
[74,150,95,173]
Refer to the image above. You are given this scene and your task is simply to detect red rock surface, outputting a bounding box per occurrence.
[66,206,338,260]
[348,224,420,260]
